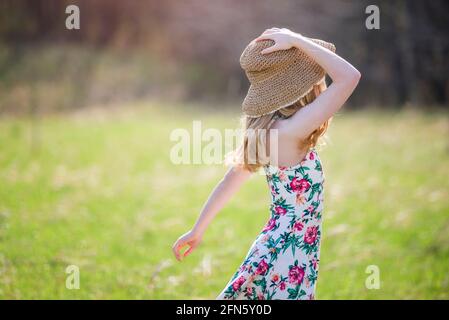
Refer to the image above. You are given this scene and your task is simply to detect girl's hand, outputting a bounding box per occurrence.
[172,229,203,261]
[171,166,251,262]
[255,27,302,55]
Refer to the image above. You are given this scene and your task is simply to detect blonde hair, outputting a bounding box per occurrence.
[228,80,331,172]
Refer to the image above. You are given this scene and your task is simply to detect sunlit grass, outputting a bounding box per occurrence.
[0,103,448,299]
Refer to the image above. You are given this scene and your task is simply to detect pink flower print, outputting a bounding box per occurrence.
[307,205,315,214]
[293,221,304,232]
[246,286,253,297]
[279,172,287,181]
[255,259,269,276]
[271,274,279,282]
[309,151,315,160]
[262,218,276,232]
[270,185,276,195]
[261,234,270,244]
[311,258,318,270]
[288,265,305,285]
[274,206,287,215]
[280,281,286,290]
[290,177,311,194]
[279,166,287,171]
[304,226,318,244]
[232,275,246,292]
[257,292,265,300]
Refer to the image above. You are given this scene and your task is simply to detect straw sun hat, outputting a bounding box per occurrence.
[240,37,336,118]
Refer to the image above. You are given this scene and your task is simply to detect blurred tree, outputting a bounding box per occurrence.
[0,0,448,111]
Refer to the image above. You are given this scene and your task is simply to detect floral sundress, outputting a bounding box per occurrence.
[217,148,325,300]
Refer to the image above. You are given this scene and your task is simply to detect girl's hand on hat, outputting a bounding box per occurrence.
[256,28,302,55]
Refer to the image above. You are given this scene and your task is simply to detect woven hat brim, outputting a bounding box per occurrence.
[242,75,326,118]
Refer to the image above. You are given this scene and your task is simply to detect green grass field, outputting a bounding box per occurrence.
[0,103,448,299]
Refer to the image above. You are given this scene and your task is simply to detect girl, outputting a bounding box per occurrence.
[172,28,360,300]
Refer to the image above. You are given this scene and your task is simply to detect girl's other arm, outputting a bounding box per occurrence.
[172,166,251,261]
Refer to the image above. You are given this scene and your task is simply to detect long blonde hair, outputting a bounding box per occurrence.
[228,80,330,172]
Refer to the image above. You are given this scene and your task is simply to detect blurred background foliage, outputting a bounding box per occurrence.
[0,0,448,114]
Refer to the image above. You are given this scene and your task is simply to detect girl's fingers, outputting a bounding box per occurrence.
[255,34,273,42]
[173,235,200,261]
[172,241,184,261]
[262,30,278,36]
[183,245,195,257]
[261,44,280,55]
[263,27,280,33]
[183,240,199,257]
[172,244,179,261]
[259,28,280,39]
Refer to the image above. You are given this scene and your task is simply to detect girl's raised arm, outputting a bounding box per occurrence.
[172,166,251,261]
[256,28,361,139]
